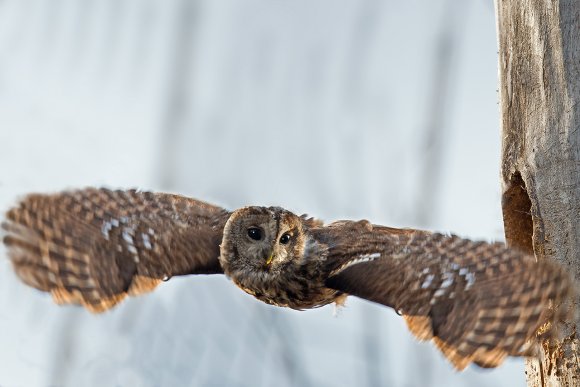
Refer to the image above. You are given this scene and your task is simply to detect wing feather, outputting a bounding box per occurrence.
[2,188,231,312]
[323,221,573,369]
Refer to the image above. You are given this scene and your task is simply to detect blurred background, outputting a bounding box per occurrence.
[0,0,523,386]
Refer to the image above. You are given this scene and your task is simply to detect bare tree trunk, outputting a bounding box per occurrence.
[495,0,579,385]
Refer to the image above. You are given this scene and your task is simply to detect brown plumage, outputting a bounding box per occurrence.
[2,188,230,312]
[1,188,574,370]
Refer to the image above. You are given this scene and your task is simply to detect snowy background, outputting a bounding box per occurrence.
[0,1,525,386]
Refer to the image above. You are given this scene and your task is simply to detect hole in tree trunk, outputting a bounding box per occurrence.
[502,172,534,255]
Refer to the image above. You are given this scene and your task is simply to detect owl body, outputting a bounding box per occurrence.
[219,206,340,309]
[1,188,574,370]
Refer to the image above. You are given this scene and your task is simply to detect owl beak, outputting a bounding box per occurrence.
[265,251,274,266]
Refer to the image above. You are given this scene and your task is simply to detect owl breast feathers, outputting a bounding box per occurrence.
[1,188,575,370]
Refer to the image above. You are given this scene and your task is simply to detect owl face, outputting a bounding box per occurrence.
[219,206,306,278]
[219,206,337,309]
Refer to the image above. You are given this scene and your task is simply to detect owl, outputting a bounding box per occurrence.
[1,188,573,370]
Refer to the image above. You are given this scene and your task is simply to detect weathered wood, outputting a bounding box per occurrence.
[496,0,580,385]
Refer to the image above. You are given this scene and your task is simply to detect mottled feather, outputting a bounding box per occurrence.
[1,188,574,370]
[2,188,230,312]
[323,222,573,369]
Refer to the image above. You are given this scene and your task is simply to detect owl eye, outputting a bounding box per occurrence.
[247,227,263,241]
[279,233,291,245]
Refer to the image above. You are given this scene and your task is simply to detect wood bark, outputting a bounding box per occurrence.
[496,0,579,385]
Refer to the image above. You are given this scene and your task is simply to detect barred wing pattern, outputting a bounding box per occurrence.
[323,221,572,370]
[2,190,574,370]
[2,188,230,312]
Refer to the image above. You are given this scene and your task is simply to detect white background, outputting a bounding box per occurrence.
[0,1,524,386]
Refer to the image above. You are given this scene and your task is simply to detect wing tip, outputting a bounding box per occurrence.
[51,287,126,313]
[432,337,510,371]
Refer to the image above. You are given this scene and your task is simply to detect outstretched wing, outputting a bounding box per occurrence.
[321,221,573,370]
[2,188,231,312]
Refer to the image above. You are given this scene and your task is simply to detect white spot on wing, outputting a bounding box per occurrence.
[456,266,476,290]
[465,272,476,290]
[122,230,133,245]
[440,272,454,289]
[101,223,112,240]
[121,225,140,261]
[101,218,121,240]
[421,274,435,289]
[330,253,381,276]
[431,271,455,303]
[362,252,381,260]
[142,233,152,250]
[432,289,447,302]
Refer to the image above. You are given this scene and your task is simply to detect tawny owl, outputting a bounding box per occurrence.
[1,188,574,370]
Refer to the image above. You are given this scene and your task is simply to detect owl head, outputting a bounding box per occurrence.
[219,206,307,280]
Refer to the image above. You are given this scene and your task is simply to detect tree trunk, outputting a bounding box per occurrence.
[495,0,579,385]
